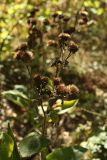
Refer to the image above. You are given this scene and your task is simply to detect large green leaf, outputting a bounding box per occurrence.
[7,124,21,160]
[46,146,86,160]
[18,132,49,158]
[2,89,30,108]
[0,133,14,160]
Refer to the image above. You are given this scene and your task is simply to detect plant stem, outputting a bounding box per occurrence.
[41,101,47,136]
[80,108,107,119]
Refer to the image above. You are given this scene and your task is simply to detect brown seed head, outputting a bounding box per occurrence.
[48,40,58,48]
[63,16,70,22]
[14,50,33,62]
[53,77,61,86]
[30,6,39,17]
[34,6,39,12]
[80,10,88,17]
[56,84,66,94]
[14,50,23,60]
[63,84,79,94]
[79,17,88,25]
[58,33,71,42]
[58,14,64,19]
[83,17,88,23]
[33,74,42,87]
[15,43,27,52]
[52,12,59,18]
[68,41,78,53]
[27,18,37,26]
[64,85,72,94]
[41,77,48,86]
[43,19,50,25]
[70,84,79,94]
[78,19,85,25]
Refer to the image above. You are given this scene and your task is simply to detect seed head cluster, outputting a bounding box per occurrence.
[14,43,33,63]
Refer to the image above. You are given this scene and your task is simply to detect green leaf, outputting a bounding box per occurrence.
[97,8,104,15]
[18,132,49,158]
[2,89,30,108]
[46,146,86,160]
[0,133,14,160]
[14,85,27,93]
[47,78,54,92]
[53,99,78,114]
[73,146,87,159]
[7,124,21,160]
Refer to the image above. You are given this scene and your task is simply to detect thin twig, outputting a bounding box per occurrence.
[24,63,35,98]
[80,108,107,119]
[65,52,71,61]
[41,101,47,136]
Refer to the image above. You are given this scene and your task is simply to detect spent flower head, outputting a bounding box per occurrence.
[68,41,78,53]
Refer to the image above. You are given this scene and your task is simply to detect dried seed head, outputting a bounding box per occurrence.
[43,19,50,25]
[14,50,33,62]
[48,40,58,48]
[41,77,48,86]
[83,17,88,23]
[78,19,85,25]
[58,33,71,42]
[64,84,79,95]
[26,51,34,59]
[33,75,48,88]
[35,28,43,37]
[52,12,59,18]
[64,85,72,94]
[80,10,88,17]
[30,10,35,17]
[20,43,27,50]
[53,77,61,86]
[27,18,31,25]
[68,41,78,53]
[70,84,79,94]
[50,23,56,28]
[63,16,70,22]
[30,6,39,17]
[14,51,23,60]
[56,83,79,95]
[79,17,88,25]
[15,43,27,51]
[34,6,39,12]
[56,84,66,94]
[33,74,42,87]
[27,18,37,26]
[58,14,64,19]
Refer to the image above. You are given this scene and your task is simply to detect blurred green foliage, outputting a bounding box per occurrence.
[0,0,107,60]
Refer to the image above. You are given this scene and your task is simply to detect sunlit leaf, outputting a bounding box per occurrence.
[0,133,14,160]
[7,124,21,160]
[53,99,78,114]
